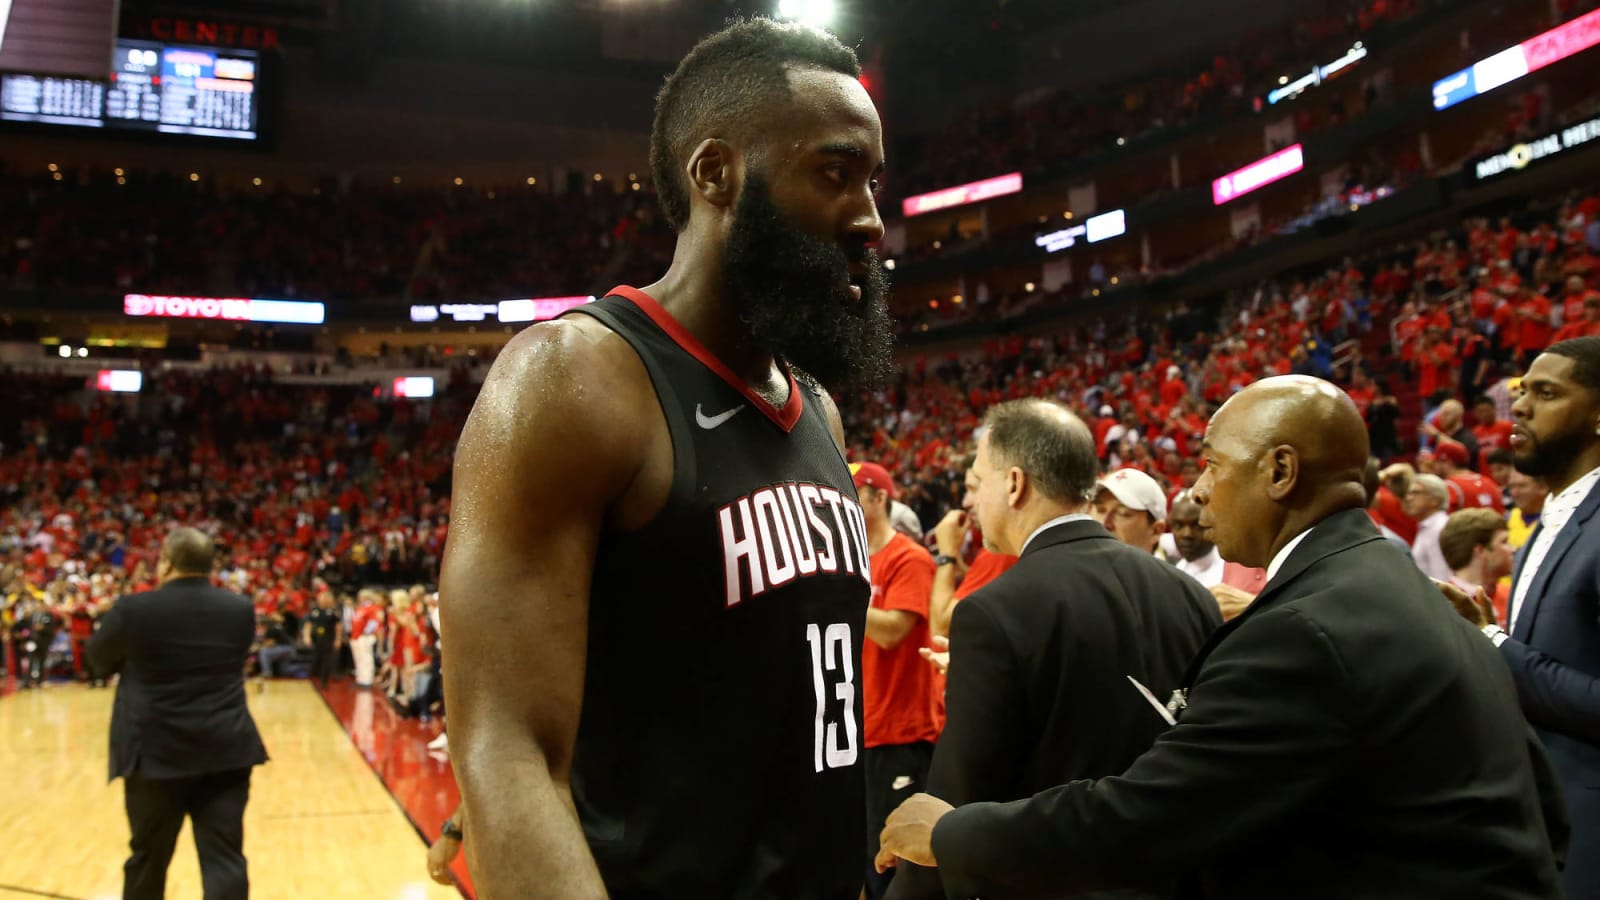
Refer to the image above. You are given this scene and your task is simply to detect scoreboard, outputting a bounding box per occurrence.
[0,36,263,140]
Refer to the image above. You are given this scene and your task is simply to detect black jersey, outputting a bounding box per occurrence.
[567,287,871,899]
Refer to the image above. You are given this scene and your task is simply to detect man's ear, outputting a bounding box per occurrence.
[1006,467,1026,510]
[685,139,738,214]
[1264,445,1299,502]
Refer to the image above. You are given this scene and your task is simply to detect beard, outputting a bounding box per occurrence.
[722,175,894,392]
[1513,424,1588,478]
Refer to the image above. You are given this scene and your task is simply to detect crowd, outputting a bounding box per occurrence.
[4,175,1599,683]
[887,0,1431,202]
[852,184,1600,525]
[0,163,675,305]
[0,365,469,705]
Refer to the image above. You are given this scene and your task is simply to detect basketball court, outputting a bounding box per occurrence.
[0,680,470,899]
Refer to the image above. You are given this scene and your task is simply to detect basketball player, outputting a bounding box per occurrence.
[440,18,892,899]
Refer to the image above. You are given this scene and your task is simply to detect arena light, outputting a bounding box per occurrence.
[1433,7,1600,110]
[902,172,1023,217]
[777,0,837,28]
[96,370,143,393]
[497,295,595,323]
[393,376,435,399]
[1085,209,1127,243]
[123,294,326,324]
[1212,144,1304,205]
[1267,43,1367,105]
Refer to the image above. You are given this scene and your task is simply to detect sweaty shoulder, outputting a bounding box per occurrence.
[455,317,663,529]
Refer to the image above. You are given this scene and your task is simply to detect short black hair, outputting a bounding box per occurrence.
[982,399,1099,504]
[1486,448,1514,466]
[162,527,215,575]
[1545,336,1600,390]
[649,18,862,231]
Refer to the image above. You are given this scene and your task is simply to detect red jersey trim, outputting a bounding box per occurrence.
[608,285,804,433]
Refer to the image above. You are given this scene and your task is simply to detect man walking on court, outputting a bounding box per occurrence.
[90,528,269,900]
[441,17,894,899]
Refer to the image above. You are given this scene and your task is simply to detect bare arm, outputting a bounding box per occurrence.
[441,321,650,898]
[867,608,919,649]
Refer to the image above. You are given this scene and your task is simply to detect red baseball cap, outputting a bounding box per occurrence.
[850,462,897,498]
[1435,442,1471,466]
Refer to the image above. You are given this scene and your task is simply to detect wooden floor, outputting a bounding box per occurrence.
[0,681,461,900]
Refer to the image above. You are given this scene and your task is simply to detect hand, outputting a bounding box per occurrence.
[1434,579,1492,628]
[1209,584,1256,621]
[875,793,953,873]
[934,510,969,558]
[426,834,461,885]
[919,634,950,676]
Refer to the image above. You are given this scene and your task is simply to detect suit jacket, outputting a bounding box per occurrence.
[930,508,1567,900]
[888,520,1220,900]
[1503,474,1600,898]
[89,577,269,782]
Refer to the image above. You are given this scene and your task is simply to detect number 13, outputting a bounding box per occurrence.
[806,623,858,773]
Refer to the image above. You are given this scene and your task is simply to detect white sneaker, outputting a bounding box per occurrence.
[427,732,449,751]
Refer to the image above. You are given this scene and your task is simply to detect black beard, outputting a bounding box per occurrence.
[1513,425,1588,479]
[722,176,894,392]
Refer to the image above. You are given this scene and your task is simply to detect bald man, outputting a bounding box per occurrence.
[876,376,1566,899]
[90,527,268,900]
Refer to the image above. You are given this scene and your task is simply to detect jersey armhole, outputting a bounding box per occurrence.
[566,302,698,513]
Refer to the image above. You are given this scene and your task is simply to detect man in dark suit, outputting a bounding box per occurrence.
[89,527,269,900]
[878,375,1567,899]
[1456,336,1600,899]
[887,399,1219,900]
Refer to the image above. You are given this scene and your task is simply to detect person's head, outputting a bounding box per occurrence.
[1380,462,1415,500]
[1191,376,1368,568]
[957,452,980,513]
[1435,399,1465,432]
[1507,470,1548,515]
[1433,440,1470,475]
[1439,508,1513,582]
[1473,396,1498,426]
[1361,457,1383,508]
[650,18,891,390]
[1567,274,1587,296]
[1511,337,1600,491]
[851,462,897,529]
[387,589,406,609]
[1486,448,1514,487]
[1405,474,1450,519]
[1092,469,1168,554]
[1168,491,1214,562]
[970,399,1098,556]
[317,590,335,609]
[158,527,214,583]
[1586,295,1600,323]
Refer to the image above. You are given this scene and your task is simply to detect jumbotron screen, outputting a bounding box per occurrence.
[0,36,262,140]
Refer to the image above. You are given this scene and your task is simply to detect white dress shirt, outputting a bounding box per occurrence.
[1411,511,1452,582]
[1509,464,1600,632]
[1267,528,1315,582]
[1020,513,1096,554]
[1175,545,1228,588]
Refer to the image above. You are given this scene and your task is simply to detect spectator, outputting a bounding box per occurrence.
[1405,474,1453,580]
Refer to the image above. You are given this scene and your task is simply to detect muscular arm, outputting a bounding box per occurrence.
[440,321,650,898]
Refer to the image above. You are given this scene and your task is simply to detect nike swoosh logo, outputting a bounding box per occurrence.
[695,403,746,430]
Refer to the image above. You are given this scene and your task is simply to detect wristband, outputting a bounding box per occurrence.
[933,554,958,567]
[1481,624,1509,647]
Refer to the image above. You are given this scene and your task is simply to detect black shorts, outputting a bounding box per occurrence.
[863,740,934,898]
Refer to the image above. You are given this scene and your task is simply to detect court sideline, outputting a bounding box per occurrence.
[0,679,465,899]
